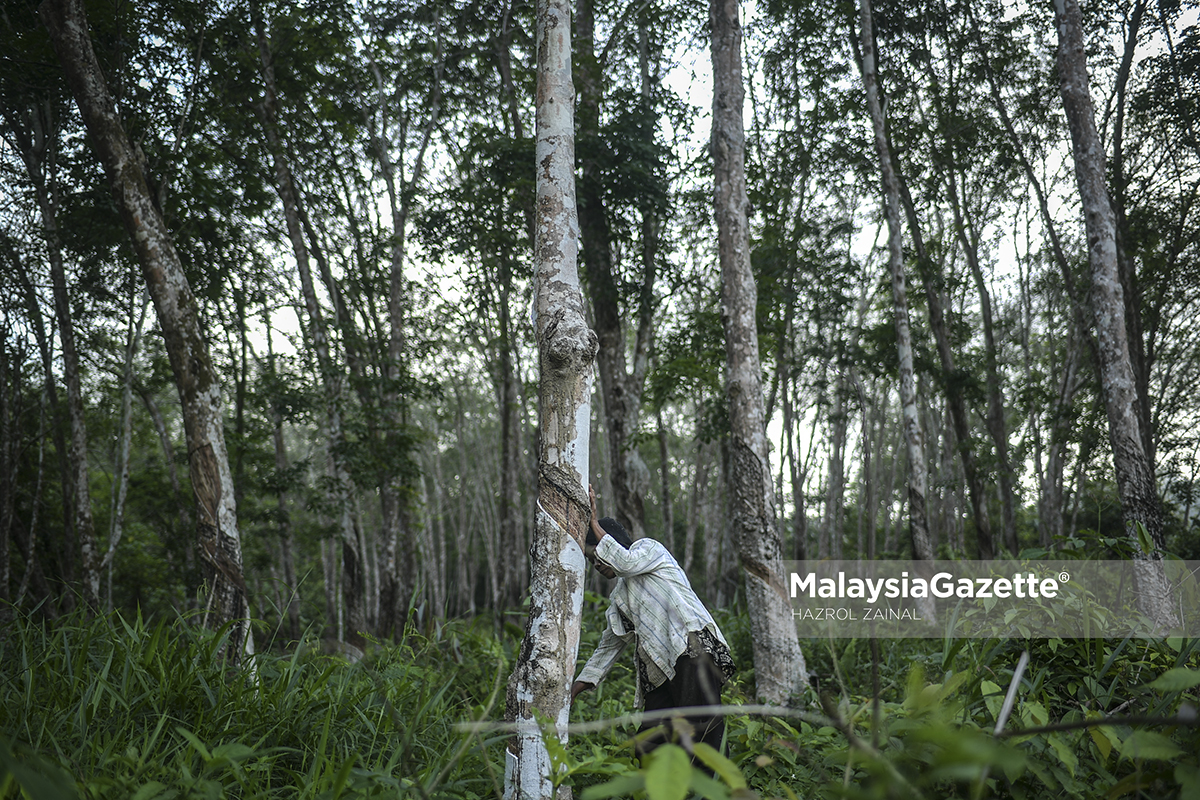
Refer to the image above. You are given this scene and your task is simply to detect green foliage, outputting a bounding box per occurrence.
[4,605,1200,799]
[561,630,1200,800]
[0,609,511,799]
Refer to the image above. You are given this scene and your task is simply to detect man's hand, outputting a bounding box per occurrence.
[588,485,606,542]
[570,680,593,705]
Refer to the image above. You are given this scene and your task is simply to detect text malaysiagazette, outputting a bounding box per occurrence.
[790,571,1060,603]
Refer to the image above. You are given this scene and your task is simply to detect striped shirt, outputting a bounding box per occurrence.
[575,535,729,699]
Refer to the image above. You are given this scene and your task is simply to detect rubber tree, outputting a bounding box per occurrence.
[710,0,808,704]
[1052,0,1176,628]
[503,0,597,793]
[856,0,934,567]
[40,0,253,661]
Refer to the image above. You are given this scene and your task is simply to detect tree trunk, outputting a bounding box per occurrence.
[1108,0,1154,471]
[823,377,848,560]
[504,0,596,793]
[684,436,707,573]
[656,408,674,546]
[251,3,365,648]
[11,243,71,612]
[944,173,1019,555]
[40,0,251,658]
[0,339,14,607]
[711,0,807,703]
[857,0,933,566]
[1053,0,1175,627]
[103,291,148,610]
[576,0,653,542]
[4,100,100,609]
[893,177,996,559]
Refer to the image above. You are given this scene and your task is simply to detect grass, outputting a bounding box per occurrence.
[3,604,1200,799]
[0,609,510,799]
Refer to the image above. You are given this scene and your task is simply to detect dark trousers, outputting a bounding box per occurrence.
[638,650,726,755]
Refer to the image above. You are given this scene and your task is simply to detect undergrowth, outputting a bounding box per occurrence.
[2,603,1199,799]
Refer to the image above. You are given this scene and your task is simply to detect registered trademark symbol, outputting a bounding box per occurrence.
[1059,571,1070,582]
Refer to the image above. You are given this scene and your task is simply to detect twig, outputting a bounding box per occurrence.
[998,710,1200,738]
[973,649,1029,800]
[456,703,831,735]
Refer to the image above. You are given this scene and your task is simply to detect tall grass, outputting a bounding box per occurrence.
[0,610,511,799]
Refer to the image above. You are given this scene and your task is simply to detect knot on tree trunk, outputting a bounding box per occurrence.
[543,309,598,375]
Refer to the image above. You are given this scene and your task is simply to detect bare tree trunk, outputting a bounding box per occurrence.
[656,408,674,545]
[944,173,1019,555]
[684,435,707,574]
[40,0,251,657]
[857,0,934,567]
[103,291,148,610]
[3,100,100,609]
[1108,0,1154,471]
[251,3,364,648]
[366,19,442,637]
[504,0,596,792]
[823,377,848,560]
[0,338,14,606]
[10,244,71,613]
[893,178,996,559]
[711,0,807,703]
[1053,0,1175,628]
[576,0,654,542]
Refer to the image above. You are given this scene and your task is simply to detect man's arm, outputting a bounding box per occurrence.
[574,625,627,694]
[593,536,669,578]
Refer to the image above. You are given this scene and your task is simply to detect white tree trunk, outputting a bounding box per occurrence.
[1053,0,1176,628]
[504,0,596,795]
[711,0,807,704]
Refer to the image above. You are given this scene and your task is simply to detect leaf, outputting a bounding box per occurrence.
[130,782,168,800]
[174,728,212,763]
[1175,764,1200,795]
[1135,521,1154,555]
[1089,727,1111,761]
[980,680,1002,721]
[0,740,80,800]
[581,773,645,800]
[644,745,691,800]
[1119,730,1183,761]
[692,743,746,790]
[1147,668,1200,692]
[1047,733,1078,777]
[1021,700,1049,727]
[688,770,731,800]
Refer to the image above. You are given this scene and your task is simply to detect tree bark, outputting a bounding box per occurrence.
[857,0,934,566]
[40,0,251,658]
[103,291,148,610]
[251,2,365,648]
[1053,0,1175,627]
[711,0,807,703]
[575,0,654,542]
[893,176,995,559]
[943,172,1019,555]
[10,239,71,612]
[4,100,100,608]
[504,0,596,793]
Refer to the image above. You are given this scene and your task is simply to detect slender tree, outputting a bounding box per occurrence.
[856,0,934,567]
[711,0,807,703]
[504,0,596,793]
[40,0,253,660]
[1052,0,1176,627]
